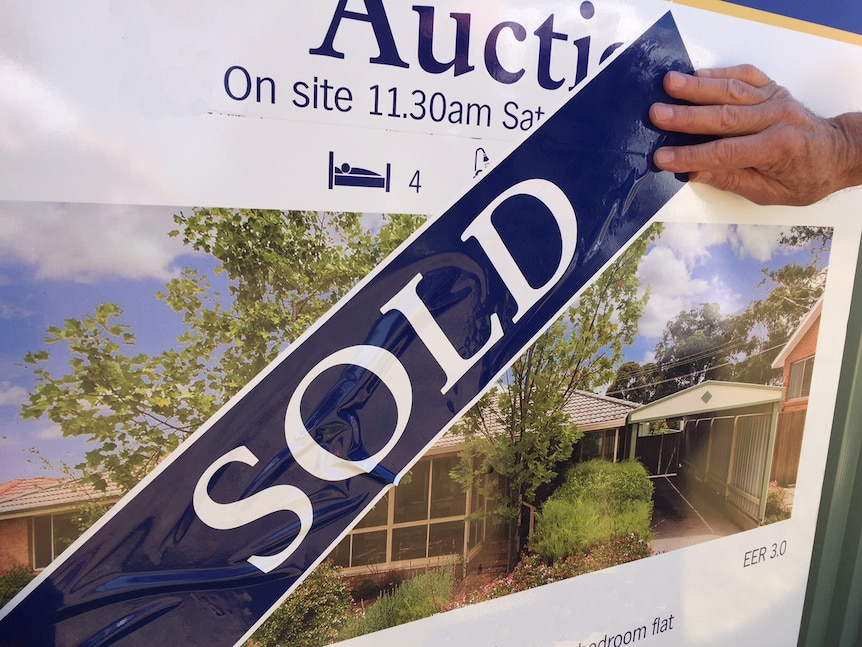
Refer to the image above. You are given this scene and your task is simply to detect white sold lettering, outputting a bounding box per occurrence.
[193,445,313,573]
[381,274,504,394]
[462,178,578,323]
[382,178,578,394]
[193,177,578,572]
[284,345,413,481]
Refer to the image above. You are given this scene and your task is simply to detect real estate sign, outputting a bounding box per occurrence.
[0,2,860,646]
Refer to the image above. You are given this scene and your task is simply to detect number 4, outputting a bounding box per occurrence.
[409,170,422,193]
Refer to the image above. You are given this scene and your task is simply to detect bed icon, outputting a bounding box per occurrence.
[328,151,391,192]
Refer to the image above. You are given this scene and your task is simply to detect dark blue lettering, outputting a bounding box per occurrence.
[502,101,519,129]
[224,65,252,101]
[293,81,310,108]
[569,36,591,90]
[413,6,475,76]
[601,42,624,64]
[534,14,567,90]
[309,0,408,68]
[256,76,276,104]
[484,21,526,84]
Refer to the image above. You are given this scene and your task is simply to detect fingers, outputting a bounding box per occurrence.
[653,134,773,173]
[651,102,781,137]
[662,68,778,106]
[687,169,787,206]
[650,66,786,137]
[694,64,773,88]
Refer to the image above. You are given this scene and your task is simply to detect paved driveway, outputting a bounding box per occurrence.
[650,475,742,553]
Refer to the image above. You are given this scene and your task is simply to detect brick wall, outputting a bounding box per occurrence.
[0,518,30,571]
[786,315,820,366]
[780,314,820,399]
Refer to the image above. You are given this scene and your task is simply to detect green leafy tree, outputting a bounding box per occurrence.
[731,260,827,384]
[606,360,660,403]
[730,226,829,385]
[22,209,424,492]
[778,225,832,253]
[651,302,737,400]
[649,247,828,396]
[452,225,660,568]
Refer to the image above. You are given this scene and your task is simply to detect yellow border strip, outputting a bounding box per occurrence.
[668,0,862,47]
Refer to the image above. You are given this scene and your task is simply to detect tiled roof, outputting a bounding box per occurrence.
[450,389,640,438]
[0,476,121,517]
[428,432,466,451]
[561,390,641,431]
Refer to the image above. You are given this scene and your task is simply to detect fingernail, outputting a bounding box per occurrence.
[654,148,675,166]
[692,171,713,184]
[666,71,685,90]
[652,104,673,122]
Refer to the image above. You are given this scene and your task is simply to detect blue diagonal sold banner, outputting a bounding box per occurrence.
[1,12,701,647]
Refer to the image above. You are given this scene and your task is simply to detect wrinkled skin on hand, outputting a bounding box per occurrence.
[650,64,862,206]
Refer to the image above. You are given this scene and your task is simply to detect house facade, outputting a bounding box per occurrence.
[769,298,822,486]
[330,389,641,575]
[0,391,641,577]
[0,477,121,573]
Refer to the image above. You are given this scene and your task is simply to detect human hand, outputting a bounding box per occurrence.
[650,65,862,206]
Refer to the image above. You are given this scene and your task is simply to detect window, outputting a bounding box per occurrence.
[577,432,602,461]
[393,460,430,523]
[429,456,464,518]
[350,530,387,566]
[332,455,470,569]
[32,513,79,569]
[788,357,815,399]
[428,521,464,557]
[468,476,486,551]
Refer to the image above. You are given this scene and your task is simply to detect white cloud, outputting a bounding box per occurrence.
[0,300,33,321]
[0,202,191,282]
[0,382,28,407]
[731,224,782,262]
[706,274,745,317]
[637,245,710,338]
[657,222,734,268]
[35,425,64,441]
[635,223,781,342]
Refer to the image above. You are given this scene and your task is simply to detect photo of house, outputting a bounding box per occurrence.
[0,209,832,643]
[328,389,639,576]
[0,477,120,573]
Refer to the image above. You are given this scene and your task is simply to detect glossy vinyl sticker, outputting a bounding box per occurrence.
[1,12,704,647]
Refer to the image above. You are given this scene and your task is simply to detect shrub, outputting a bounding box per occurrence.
[557,459,654,505]
[0,565,34,608]
[764,481,792,524]
[468,534,652,602]
[340,567,455,639]
[352,578,380,602]
[532,460,653,561]
[245,561,351,647]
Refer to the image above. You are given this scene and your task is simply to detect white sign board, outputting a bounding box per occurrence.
[0,2,860,645]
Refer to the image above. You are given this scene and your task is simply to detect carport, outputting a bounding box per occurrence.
[627,381,784,528]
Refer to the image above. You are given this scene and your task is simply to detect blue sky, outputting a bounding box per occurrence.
[0,202,199,481]
[0,204,828,482]
[630,221,826,364]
